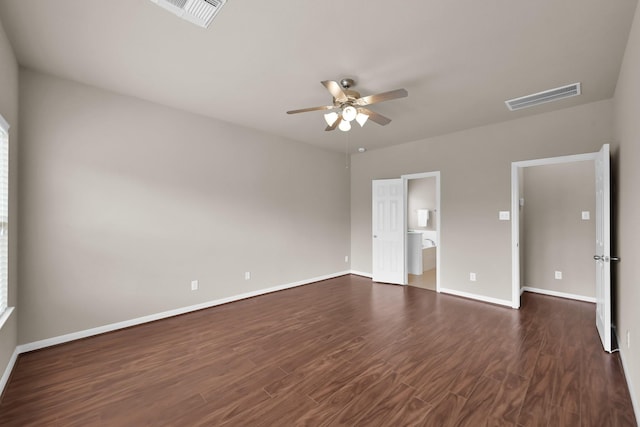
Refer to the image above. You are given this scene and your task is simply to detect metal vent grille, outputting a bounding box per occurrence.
[150,0,226,28]
[185,0,223,25]
[505,83,581,111]
[164,0,188,8]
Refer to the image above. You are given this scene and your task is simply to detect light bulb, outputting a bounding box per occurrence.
[338,120,351,132]
[355,112,369,127]
[342,106,357,122]
[324,112,339,126]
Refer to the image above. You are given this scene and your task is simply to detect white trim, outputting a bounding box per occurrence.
[511,150,599,309]
[511,163,520,308]
[522,287,596,303]
[350,270,373,278]
[0,114,9,133]
[17,271,349,354]
[513,151,597,168]
[0,347,18,396]
[0,306,14,330]
[439,287,513,308]
[401,171,441,293]
[617,335,640,423]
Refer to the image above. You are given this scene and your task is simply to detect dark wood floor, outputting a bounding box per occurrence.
[0,275,636,426]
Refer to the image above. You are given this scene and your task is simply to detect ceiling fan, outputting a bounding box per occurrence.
[286,79,408,132]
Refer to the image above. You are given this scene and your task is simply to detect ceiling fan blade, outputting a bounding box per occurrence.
[359,108,391,126]
[287,105,336,114]
[325,116,342,131]
[355,88,408,106]
[321,80,348,103]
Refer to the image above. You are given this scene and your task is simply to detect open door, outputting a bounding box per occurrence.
[594,144,613,353]
[372,179,405,284]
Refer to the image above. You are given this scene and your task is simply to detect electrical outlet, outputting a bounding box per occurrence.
[582,211,590,220]
[469,272,477,282]
[627,330,631,349]
[554,271,562,280]
[244,271,251,280]
[190,280,198,291]
[345,255,349,263]
[499,211,510,221]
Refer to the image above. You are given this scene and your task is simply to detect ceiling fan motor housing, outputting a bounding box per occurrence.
[340,78,355,89]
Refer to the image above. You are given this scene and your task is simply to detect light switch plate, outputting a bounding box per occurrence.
[582,211,590,220]
[499,211,510,221]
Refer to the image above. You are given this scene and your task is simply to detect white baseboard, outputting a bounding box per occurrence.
[0,347,19,397]
[350,270,372,278]
[522,286,596,303]
[349,273,512,308]
[16,270,350,355]
[439,287,513,308]
[616,332,640,424]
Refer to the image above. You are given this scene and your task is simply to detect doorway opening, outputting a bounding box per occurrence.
[371,172,441,289]
[511,152,598,308]
[403,172,440,292]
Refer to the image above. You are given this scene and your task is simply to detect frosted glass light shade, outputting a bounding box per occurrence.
[355,112,369,127]
[338,120,351,132]
[342,106,357,122]
[324,112,339,126]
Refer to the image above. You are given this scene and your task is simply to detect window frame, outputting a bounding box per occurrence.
[0,113,10,326]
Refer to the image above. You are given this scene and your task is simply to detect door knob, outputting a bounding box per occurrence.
[594,255,621,262]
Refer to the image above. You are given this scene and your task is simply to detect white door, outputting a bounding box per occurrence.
[595,144,612,352]
[372,179,405,284]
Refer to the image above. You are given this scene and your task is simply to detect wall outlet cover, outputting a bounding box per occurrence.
[470,272,477,281]
[582,211,590,220]
[554,271,562,280]
[499,211,510,220]
[190,280,198,291]
[244,272,251,280]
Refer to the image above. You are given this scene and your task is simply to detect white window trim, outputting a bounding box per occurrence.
[0,115,8,132]
[0,307,13,330]
[0,113,10,323]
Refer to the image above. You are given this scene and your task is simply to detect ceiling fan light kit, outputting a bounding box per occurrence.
[338,120,351,132]
[355,113,368,127]
[324,112,339,127]
[342,106,357,122]
[287,78,408,132]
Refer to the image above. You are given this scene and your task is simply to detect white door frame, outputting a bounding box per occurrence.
[402,171,441,292]
[511,152,598,308]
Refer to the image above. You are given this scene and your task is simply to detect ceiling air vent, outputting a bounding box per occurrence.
[150,0,226,28]
[505,83,581,111]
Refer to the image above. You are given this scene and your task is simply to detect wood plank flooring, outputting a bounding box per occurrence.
[0,274,636,426]
[408,268,437,291]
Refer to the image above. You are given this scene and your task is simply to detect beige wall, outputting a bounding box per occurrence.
[0,18,18,382]
[17,70,350,344]
[408,177,437,230]
[613,0,640,417]
[522,161,596,298]
[350,99,613,302]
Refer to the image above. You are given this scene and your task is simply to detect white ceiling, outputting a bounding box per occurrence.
[0,0,637,152]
